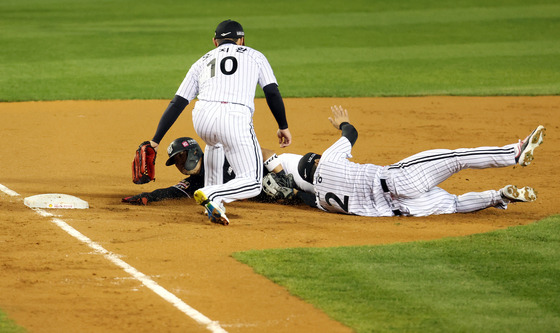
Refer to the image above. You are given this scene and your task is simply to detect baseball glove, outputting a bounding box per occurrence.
[132,141,157,184]
[262,172,295,200]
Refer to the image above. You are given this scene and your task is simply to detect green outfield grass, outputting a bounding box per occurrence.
[0,310,24,333]
[234,216,560,333]
[1,0,559,101]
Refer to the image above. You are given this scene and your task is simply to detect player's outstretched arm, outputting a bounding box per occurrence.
[122,185,189,205]
[328,105,358,146]
[150,95,189,150]
[328,105,350,129]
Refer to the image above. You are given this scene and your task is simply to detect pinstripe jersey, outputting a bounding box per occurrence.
[312,135,517,217]
[174,41,280,207]
[312,136,394,216]
[175,44,277,111]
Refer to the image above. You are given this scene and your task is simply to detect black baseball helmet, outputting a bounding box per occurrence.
[214,19,244,39]
[298,152,321,184]
[165,137,203,170]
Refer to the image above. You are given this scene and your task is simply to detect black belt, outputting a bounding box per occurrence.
[380,179,402,216]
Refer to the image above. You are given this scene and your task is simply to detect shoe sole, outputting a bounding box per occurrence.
[194,190,230,225]
[502,185,537,202]
[519,126,545,167]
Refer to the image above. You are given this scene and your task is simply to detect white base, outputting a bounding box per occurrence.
[24,193,89,209]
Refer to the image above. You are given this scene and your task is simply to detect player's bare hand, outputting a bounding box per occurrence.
[328,105,350,129]
[277,128,292,148]
[149,140,159,152]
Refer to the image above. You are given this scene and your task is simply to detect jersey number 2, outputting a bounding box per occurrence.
[207,56,238,77]
[325,193,349,212]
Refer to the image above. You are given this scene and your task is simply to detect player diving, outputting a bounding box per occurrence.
[297,105,546,217]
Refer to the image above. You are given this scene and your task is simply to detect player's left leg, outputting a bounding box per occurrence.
[455,185,537,213]
[397,186,523,216]
[455,190,508,213]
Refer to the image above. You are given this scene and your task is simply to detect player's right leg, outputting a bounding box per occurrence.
[209,103,263,204]
[192,102,262,224]
[194,189,229,225]
[192,101,231,225]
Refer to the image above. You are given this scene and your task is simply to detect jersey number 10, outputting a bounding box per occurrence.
[207,56,238,77]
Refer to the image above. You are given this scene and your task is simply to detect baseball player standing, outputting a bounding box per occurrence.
[297,105,545,217]
[148,19,291,225]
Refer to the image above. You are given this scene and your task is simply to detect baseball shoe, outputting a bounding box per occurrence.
[122,196,149,205]
[516,125,545,166]
[194,190,229,225]
[500,185,537,203]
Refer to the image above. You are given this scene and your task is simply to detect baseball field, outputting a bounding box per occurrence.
[1,1,560,332]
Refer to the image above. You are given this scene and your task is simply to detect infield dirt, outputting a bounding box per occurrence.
[1,97,559,332]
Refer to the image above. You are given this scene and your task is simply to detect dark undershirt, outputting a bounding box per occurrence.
[152,95,189,144]
[339,122,358,146]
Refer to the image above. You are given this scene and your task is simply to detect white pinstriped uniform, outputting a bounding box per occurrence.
[175,43,278,206]
[312,136,517,217]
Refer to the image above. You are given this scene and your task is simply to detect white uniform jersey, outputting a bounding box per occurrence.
[312,137,393,216]
[178,42,280,208]
[312,134,518,217]
[277,153,315,194]
[176,44,278,111]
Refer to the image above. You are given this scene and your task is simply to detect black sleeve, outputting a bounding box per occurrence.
[177,175,204,197]
[295,191,318,208]
[152,95,189,144]
[144,186,190,202]
[339,122,358,146]
[262,83,288,130]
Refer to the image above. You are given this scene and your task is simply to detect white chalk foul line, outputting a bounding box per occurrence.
[1,184,227,333]
[0,184,20,196]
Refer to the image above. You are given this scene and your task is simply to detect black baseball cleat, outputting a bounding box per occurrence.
[516,125,545,166]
